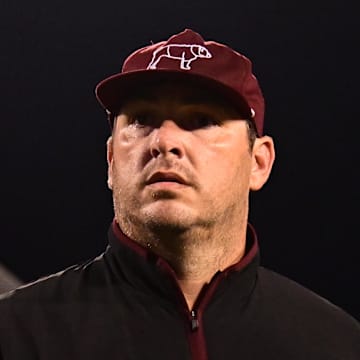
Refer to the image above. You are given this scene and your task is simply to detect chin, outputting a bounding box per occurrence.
[142,202,196,232]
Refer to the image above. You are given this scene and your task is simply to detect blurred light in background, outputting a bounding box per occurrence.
[0,263,23,294]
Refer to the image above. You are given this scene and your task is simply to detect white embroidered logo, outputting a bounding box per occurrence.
[147,44,212,70]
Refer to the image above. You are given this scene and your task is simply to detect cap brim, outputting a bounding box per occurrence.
[95,69,252,120]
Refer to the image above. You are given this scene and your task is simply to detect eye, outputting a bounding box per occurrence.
[190,113,220,129]
[128,113,155,127]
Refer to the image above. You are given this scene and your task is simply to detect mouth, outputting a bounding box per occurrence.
[145,172,189,186]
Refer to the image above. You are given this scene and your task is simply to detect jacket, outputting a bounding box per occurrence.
[0,220,359,359]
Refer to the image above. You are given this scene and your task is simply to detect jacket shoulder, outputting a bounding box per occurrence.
[0,254,106,304]
[256,266,360,354]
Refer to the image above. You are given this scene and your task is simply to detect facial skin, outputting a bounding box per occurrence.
[107,80,275,303]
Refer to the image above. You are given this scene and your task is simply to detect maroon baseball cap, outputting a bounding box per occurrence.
[95,29,265,135]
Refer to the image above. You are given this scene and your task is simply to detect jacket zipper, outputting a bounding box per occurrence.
[186,307,208,360]
[190,310,199,331]
[184,273,225,360]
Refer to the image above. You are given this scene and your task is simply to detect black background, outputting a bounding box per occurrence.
[1,0,359,320]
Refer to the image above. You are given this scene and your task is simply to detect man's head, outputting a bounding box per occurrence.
[96,29,275,247]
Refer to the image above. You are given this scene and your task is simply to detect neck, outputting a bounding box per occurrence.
[120,219,248,310]
[174,242,245,309]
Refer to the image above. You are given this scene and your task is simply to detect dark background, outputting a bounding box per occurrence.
[1,0,359,319]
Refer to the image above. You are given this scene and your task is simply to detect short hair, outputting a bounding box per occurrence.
[246,118,258,150]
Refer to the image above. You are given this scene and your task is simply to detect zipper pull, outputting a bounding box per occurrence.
[190,310,199,331]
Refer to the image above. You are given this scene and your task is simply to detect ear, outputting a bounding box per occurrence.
[106,136,114,190]
[249,136,275,191]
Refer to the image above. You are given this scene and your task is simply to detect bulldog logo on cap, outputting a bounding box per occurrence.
[147,44,212,70]
[96,29,266,135]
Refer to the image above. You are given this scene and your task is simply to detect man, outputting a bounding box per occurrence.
[0,29,359,359]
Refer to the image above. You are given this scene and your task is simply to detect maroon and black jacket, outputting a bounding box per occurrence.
[0,220,359,359]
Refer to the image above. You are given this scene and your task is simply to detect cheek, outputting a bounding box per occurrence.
[110,142,140,189]
[112,149,138,179]
[195,124,248,155]
[199,141,252,193]
[197,127,249,162]
[112,128,148,166]
[117,126,146,145]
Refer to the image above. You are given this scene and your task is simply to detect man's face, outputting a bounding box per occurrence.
[107,80,271,239]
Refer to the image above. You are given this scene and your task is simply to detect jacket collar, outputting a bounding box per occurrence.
[105,219,260,310]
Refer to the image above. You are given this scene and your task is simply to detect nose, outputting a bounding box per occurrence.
[149,120,185,159]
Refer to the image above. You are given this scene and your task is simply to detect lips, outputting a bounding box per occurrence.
[146,172,188,186]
